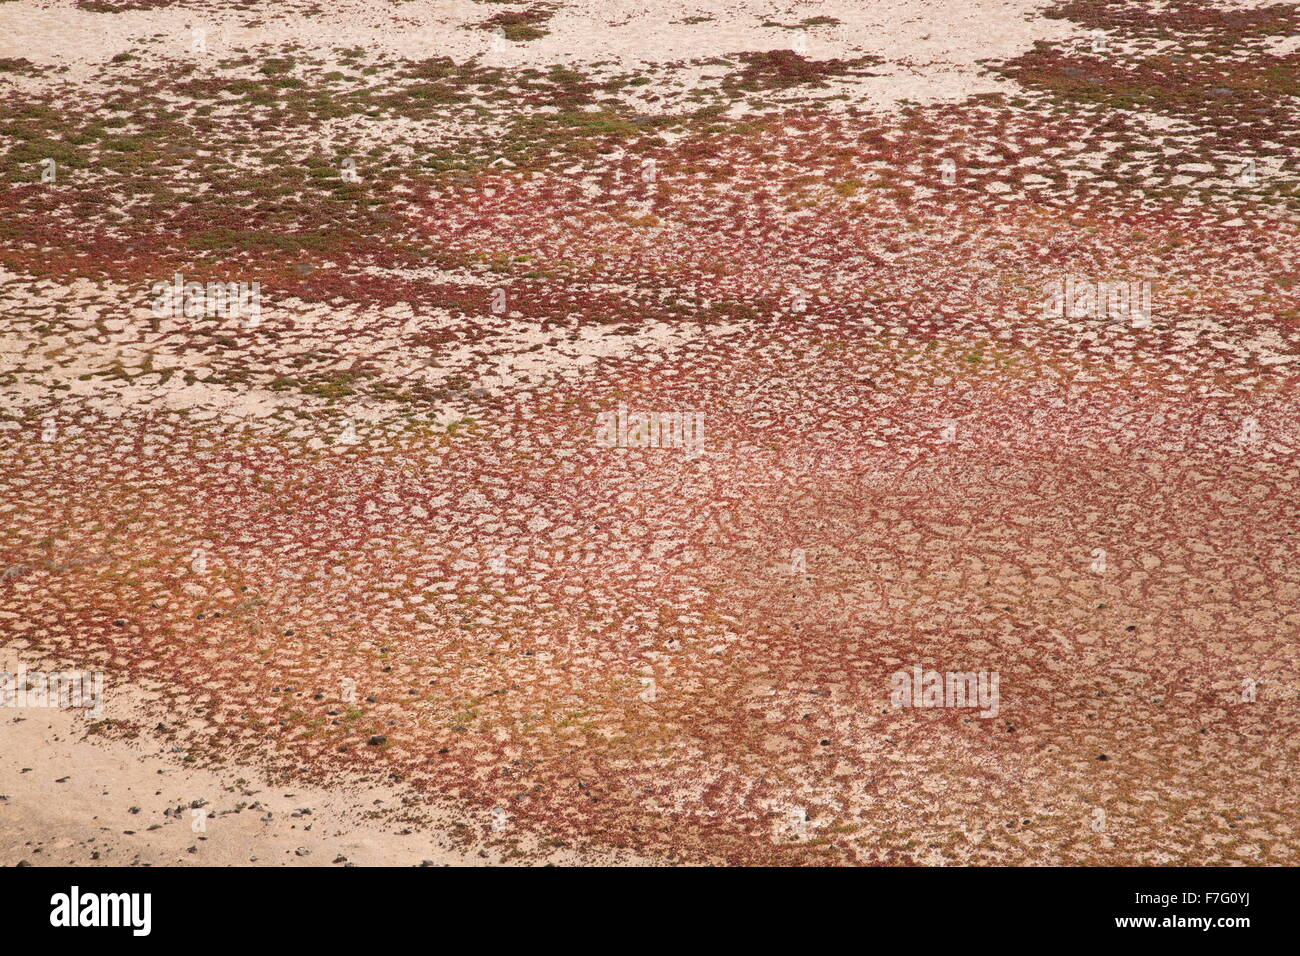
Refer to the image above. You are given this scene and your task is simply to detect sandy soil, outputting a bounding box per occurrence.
[1,0,1296,866]
[0,657,652,866]
[2,0,1072,108]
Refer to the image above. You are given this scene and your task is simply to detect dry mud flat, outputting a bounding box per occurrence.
[0,679,646,866]
[1,0,1298,865]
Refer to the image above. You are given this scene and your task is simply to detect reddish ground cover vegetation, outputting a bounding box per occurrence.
[1,0,1296,864]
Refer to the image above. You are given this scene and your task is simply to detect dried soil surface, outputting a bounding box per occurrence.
[1,0,1297,865]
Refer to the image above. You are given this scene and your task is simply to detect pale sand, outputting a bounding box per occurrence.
[8,0,1285,867]
[0,665,655,866]
[0,0,1077,111]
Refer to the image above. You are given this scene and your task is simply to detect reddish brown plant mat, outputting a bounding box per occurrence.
[0,0,1296,866]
